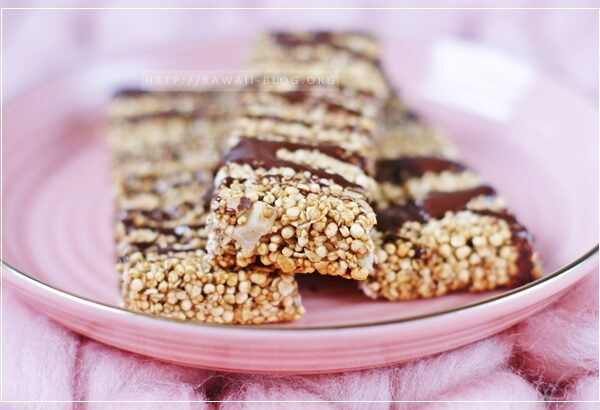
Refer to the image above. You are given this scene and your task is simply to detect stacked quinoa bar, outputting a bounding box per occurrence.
[109,90,304,324]
[108,31,542,325]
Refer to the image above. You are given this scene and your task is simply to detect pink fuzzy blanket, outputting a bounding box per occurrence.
[2,272,597,408]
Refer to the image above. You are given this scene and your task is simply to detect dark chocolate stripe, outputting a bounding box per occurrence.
[119,202,200,223]
[338,85,377,99]
[119,109,229,124]
[376,185,496,233]
[241,82,380,101]
[113,89,212,98]
[420,186,495,220]
[242,84,374,116]
[113,88,151,98]
[125,242,203,255]
[221,138,362,189]
[473,210,536,285]
[231,137,365,166]
[121,218,206,235]
[123,110,200,123]
[376,157,466,184]
[270,91,364,116]
[375,203,427,234]
[155,246,204,255]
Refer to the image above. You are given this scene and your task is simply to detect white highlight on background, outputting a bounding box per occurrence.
[425,39,535,123]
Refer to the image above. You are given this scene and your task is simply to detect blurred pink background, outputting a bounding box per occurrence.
[3,3,599,104]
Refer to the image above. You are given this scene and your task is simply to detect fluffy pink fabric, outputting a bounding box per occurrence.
[514,273,599,386]
[1,292,79,410]
[78,343,211,409]
[390,336,514,403]
[2,271,597,407]
[220,367,393,407]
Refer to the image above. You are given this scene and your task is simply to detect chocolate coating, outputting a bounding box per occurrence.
[376,157,466,185]
[221,138,364,188]
[376,185,496,233]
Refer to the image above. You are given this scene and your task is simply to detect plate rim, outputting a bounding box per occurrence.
[3,246,598,331]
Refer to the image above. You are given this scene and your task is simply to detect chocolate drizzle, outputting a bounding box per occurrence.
[119,204,198,225]
[121,109,229,124]
[277,89,308,104]
[127,243,204,256]
[272,31,336,47]
[113,88,203,98]
[420,186,495,220]
[272,91,363,116]
[113,88,151,98]
[221,138,364,188]
[376,186,496,234]
[154,245,203,255]
[121,218,206,235]
[376,156,466,184]
[124,110,200,123]
[375,203,427,233]
[338,85,376,99]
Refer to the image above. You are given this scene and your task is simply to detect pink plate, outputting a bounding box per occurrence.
[3,38,598,374]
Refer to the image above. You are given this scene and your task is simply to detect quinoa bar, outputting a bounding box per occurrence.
[206,32,390,280]
[250,31,389,98]
[207,138,378,280]
[362,100,542,301]
[108,89,235,171]
[109,90,304,323]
